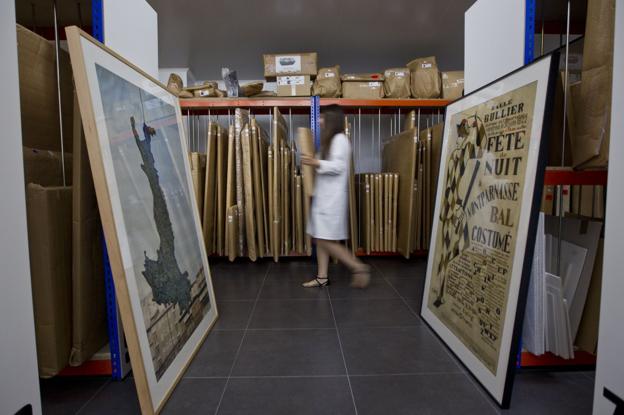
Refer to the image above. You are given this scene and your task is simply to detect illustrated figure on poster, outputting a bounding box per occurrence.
[433,115,485,308]
[130,114,192,313]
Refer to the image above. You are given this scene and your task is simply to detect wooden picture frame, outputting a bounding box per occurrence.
[421,53,558,408]
[66,27,218,414]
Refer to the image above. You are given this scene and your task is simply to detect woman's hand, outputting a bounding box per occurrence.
[301,156,320,167]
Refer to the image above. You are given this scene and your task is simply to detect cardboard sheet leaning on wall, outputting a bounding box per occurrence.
[569,0,615,168]
[70,97,106,366]
[17,24,73,152]
[26,184,73,377]
[382,129,418,258]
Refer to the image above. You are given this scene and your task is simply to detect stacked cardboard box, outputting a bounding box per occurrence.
[341,73,385,99]
[18,25,106,377]
[264,53,317,97]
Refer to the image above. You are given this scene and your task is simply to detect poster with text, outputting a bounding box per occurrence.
[428,82,537,374]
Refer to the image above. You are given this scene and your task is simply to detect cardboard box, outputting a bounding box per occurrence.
[276,75,312,97]
[26,184,73,377]
[17,24,73,152]
[441,71,465,100]
[383,68,411,98]
[342,81,384,99]
[263,53,317,78]
[23,147,73,186]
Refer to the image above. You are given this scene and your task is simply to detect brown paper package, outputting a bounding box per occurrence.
[313,66,341,98]
[407,56,441,99]
[383,68,411,98]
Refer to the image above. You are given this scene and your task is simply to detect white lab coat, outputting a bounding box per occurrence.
[307,133,351,241]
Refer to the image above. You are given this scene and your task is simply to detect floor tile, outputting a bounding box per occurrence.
[340,326,460,375]
[351,373,495,415]
[268,261,349,280]
[219,377,355,415]
[211,260,271,274]
[259,278,330,300]
[78,377,140,414]
[161,378,226,414]
[327,273,399,300]
[503,372,595,414]
[384,276,426,312]
[231,329,345,376]
[184,330,244,377]
[213,300,255,330]
[249,299,334,329]
[331,299,421,327]
[370,257,428,278]
[40,377,108,415]
[212,273,265,300]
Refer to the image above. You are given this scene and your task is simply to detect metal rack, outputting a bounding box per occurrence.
[180,97,449,258]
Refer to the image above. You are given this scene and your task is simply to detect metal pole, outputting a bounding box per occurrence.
[76,2,84,30]
[557,1,571,276]
[417,109,421,140]
[378,109,381,172]
[540,0,545,57]
[398,108,401,132]
[53,1,66,186]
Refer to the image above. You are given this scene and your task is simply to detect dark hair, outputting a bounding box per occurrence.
[320,104,345,159]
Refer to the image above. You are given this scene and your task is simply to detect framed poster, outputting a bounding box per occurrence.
[421,53,558,408]
[66,27,218,414]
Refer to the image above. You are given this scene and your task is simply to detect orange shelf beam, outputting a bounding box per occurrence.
[58,359,113,377]
[543,169,608,186]
[180,97,450,110]
[520,351,596,368]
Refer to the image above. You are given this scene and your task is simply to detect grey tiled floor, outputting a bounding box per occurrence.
[40,257,595,414]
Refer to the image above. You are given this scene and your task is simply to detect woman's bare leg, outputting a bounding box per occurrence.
[316,239,330,278]
[302,239,330,287]
[316,239,370,288]
[316,239,362,272]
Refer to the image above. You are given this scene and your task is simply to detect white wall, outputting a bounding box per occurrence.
[464,0,526,93]
[103,0,159,78]
[593,1,624,413]
[0,0,42,414]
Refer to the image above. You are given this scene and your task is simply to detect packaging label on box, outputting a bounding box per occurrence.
[324,72,335,78]
[277,76,305,86]
[276,56,302,74]
[368,82,382,87]
[421,63,433,69]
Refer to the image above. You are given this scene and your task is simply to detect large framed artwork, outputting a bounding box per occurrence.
[66,27,218,414]
[421,53,558,408]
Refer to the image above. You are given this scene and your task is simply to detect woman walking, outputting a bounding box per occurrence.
[301,105,370,288]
